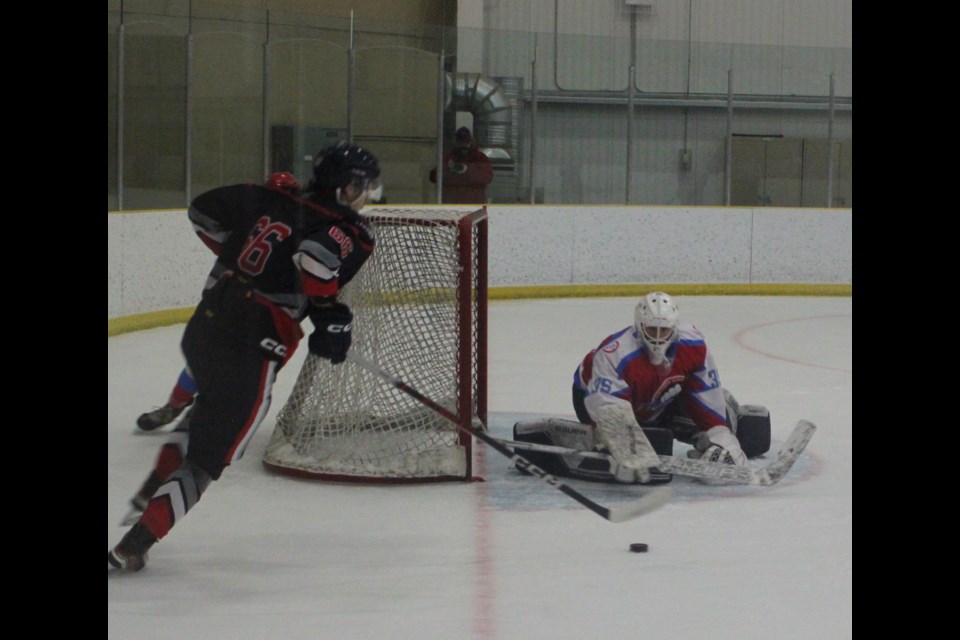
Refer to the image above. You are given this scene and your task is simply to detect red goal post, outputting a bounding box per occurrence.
[262,206,488,482]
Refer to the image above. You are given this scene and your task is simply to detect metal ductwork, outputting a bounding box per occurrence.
[444,72,517,170]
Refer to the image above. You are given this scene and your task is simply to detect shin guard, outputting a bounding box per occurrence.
[132,423,190,506]
[140,460,213,541]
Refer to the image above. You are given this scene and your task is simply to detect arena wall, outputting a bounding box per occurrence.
[107,205,851,334]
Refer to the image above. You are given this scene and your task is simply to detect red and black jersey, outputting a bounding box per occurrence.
[188,184,375,322]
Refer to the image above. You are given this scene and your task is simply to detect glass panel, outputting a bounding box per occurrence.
[120,16,189,210]
[190,30,265,197]
[355,45,439,205]
[108,5,851,210]
[266,38,349,187]
[108,10,120,211]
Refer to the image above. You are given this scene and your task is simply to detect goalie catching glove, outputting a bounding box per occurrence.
[308,302,353,364]
[687,425,748,467]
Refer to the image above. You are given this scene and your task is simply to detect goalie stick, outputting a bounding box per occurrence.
[499,419,816,487]
[346,351,672,523]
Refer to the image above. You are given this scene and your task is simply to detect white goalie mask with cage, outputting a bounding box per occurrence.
[634,292,680,365]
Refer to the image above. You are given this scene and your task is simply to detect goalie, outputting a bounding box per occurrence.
[513,292,770,484]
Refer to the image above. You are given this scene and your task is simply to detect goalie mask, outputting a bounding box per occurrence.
[312,141,383,211]
[634,292,679,365]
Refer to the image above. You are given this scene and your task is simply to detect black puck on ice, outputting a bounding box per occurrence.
[629,543,649,553]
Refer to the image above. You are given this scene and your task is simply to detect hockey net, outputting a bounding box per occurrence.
[263,206,488,482]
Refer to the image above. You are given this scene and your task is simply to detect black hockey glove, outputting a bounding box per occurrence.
[308,302,353,365]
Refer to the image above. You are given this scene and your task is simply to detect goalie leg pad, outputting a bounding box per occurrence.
[592,403,660,480]
[515,418,673,456]
[513,418,594,477]
[514,418,595,450]
[513,418,672,484]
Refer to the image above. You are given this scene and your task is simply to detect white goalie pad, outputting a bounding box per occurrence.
[514,418,596,450]
[592,403,661,482]
[512,417,672,485]
[512,417,615,482]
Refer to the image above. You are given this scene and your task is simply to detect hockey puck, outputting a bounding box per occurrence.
[629,543,649,553]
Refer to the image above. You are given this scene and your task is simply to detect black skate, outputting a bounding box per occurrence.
[108,523,156,573]
[136,402,189,431]
[107,547,147,572]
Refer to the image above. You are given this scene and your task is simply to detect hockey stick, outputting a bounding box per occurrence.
[498,419,816,487]
[346,351,672,523]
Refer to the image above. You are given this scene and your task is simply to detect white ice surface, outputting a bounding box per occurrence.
[108,296,852,640]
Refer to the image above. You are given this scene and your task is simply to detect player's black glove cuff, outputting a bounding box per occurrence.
[308,302,353,364]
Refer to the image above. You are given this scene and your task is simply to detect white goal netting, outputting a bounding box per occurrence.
[262,206,487,482]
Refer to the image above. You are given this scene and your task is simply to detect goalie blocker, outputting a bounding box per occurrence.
[512,392,771,485]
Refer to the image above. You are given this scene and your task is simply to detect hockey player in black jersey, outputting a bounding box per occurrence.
[109,142,383,572]
[134,172,302,433]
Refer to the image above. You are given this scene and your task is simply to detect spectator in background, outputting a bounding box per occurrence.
[429,127,493,204]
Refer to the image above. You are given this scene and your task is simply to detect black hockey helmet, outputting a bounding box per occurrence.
[312,141,381,192]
